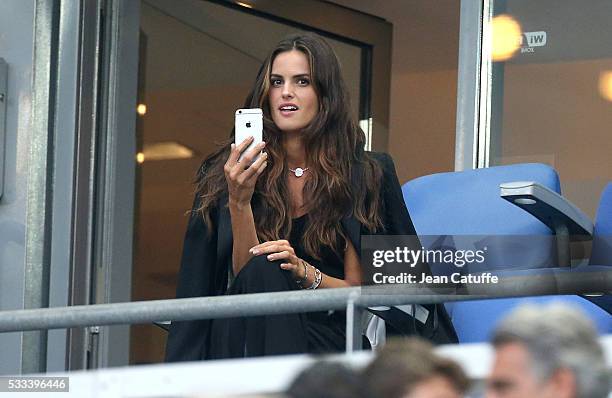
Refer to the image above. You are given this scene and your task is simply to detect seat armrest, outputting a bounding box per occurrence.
[500,181,593,267]
[500,181,593,237]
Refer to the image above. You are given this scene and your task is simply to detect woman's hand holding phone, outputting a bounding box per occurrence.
[224,136,268,207]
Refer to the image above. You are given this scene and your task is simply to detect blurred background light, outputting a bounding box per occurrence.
[138,142,195,162]
[137,103,147,116]
[491,14,522,62]
[598,71,612,102]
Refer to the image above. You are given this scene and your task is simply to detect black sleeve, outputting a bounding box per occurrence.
[375,152,431,277]
[372,153,457,343]
[164,195,219,362]
[377,152,418,236]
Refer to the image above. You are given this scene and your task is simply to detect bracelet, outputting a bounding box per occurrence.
[307,266,322,290]
[296,259,308,286]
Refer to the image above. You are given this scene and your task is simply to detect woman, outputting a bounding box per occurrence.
[165,33,452,362]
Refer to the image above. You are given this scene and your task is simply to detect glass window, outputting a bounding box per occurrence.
[486,0,612,218]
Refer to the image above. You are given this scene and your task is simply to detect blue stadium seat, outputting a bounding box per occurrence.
[402,164,612,342]
[584,183,612,313]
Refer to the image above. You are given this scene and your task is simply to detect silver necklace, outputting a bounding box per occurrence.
[288,167,309,177]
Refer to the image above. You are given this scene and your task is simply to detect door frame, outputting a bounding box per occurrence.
[455,0,487,171]
[81,0,393,369]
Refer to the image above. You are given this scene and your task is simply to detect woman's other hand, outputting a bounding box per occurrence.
[249,240,307,282]
[224,136,268,207]
[249,239,360,289]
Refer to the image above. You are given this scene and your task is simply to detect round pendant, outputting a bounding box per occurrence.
[294,167,304,177]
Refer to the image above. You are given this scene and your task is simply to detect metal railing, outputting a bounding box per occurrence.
[1,270,611,352]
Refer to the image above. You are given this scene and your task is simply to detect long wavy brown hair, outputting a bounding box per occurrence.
[195,32,384,259]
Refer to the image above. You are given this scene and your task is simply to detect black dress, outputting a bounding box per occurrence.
[165,152,457,363]
[208,214,347,358]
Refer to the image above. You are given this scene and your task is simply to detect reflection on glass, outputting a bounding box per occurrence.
[491,14,521,62]
[487,0,612,221]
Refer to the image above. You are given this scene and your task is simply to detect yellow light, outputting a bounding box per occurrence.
[136,152,145,163]
[137,104,147,116]
[598,71,612,102]
[141,142,195,161]
[236,2,252,8]
[491,14,522,62]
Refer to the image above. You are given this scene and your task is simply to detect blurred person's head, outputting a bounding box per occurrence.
[285,360,366,398]
[363,337,469,398]
[487,303,610,398]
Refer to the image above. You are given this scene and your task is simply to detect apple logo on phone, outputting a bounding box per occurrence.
[246,122,252,128]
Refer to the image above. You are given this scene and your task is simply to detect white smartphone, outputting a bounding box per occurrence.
[235,108,263,162]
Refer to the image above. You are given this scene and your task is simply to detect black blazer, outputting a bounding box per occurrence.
[165,152,440,362]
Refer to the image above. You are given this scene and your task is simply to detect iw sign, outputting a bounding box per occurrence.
[519,31,547,53]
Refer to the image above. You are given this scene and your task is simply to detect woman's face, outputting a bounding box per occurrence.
[269,50,319,134]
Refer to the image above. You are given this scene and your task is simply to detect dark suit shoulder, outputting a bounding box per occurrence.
[364,151,416,236]
[365,151,400,188]
[366,151,395,171]
[365,151,388,163]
